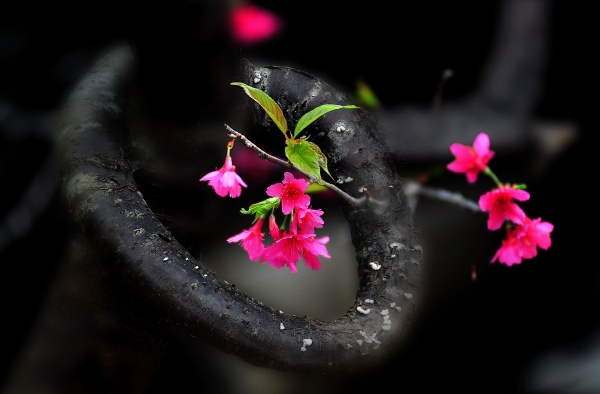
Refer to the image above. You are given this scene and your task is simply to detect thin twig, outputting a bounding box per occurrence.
[404,179,482,213]
[224,123,381,207]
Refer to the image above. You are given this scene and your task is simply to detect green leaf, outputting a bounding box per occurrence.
[240,197,281,222]
[305,183,328,194]
[231,82,288,136]
[285,140,321,181]
[306,141,334,181]
[293,104,359,138]
[355,80,381,109]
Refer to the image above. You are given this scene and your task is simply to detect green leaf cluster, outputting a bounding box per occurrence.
[231,82,358,182]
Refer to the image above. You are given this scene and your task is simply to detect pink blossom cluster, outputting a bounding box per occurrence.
[226,172,330,273]
[200,143,330,273]
[447,133,554,266]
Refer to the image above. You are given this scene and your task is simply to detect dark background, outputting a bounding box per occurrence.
[0,1,592,392]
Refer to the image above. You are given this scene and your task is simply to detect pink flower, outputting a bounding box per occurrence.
[479,185,530,230]
[295,207,324,234]
[268,214,282,240]
[492,217,554,266]
[261,232,330,273]
[200,155,247,198]
[228,3,282,45]
[266,172,311,215]
[227,217,265,261]
[491,235,522,266]
[447,132,495,183]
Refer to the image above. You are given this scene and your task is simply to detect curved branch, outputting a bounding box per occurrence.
[54,44,422,373]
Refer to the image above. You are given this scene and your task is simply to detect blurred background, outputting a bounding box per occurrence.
[0,0,592,392]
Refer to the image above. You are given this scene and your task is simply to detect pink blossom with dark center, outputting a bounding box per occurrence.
[261,232,330,273]
[266,172,310,215]
[479,185,530,230]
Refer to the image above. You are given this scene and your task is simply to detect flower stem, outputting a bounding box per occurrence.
[484,167,502,187]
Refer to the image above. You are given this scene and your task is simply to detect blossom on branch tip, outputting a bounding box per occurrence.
[492,217,554,266]
[447,132,495,183]
[266,172,310,215]
[479,185,530,230]
[227,217,265,261]
[199,150,247,198]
